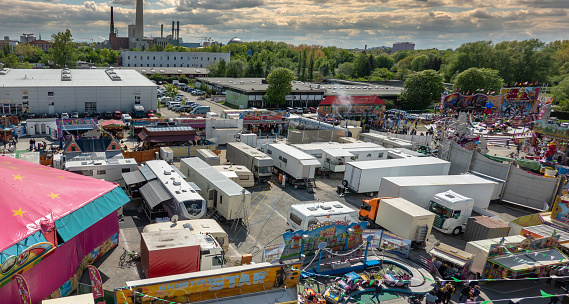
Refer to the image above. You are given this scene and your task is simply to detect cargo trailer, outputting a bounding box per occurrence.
[265,143,320,187]
[226,142,273,183]
[343,157,450,195]
[196,148,220,166]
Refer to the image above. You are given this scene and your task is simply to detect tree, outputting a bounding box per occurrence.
[264,68,295,106]
[0,54,30,68]
[370,68,395,81]
[217,59,227,77]
[337,62,354,77]
[398,70,444,110]
[300,48,308,81]
[453,68,504,94]
[376,54,394,69]
[163,83,179,98]
[353,52,369,78]
[227,59,248,77]
[553,76,569,105]
[411,55,429,71]
[307,50,315,81]
[15,44,43,63]
[48,29,77,68]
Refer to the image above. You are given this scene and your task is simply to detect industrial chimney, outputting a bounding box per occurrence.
[176,21,180,42]
[110,7,115,35]
[160,24,163,38]
[171,21,175,39]
[135,0,143,39]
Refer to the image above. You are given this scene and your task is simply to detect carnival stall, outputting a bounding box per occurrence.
[429,243,474,280]
[100,120,125,138]
[0,156,129,302]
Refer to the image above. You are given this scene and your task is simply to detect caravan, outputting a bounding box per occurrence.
[286,201,358,232]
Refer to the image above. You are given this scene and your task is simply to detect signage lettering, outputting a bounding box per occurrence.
[157,269,270,292]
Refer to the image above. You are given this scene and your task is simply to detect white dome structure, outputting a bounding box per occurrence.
[228,37,243,44]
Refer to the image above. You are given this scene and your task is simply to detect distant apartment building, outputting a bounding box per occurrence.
[392,42,415,53]
[28,40,52,53]
[120,50,230,68]
[20,33,37,44]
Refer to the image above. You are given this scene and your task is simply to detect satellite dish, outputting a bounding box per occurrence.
[171,215,179,224]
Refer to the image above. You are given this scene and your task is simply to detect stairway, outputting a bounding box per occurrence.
[206,208,223,222]
[304,178,315,193]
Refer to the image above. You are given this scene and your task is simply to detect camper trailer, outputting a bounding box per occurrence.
[196,149,220,166]
[64,158,138,186]
[180,158,251,222]
[213,165,255,188]
[266,143,320,185]
[138,160,207,221]
[286,201,358,232]
[226,142,273,182]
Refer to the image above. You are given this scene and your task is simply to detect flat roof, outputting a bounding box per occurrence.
[0,68,156,87]
[382,174,497,186]
[65,158,137,168]
[466,235,526,251]
[127,66,209,75]
[292,142,383,151]
[382,197,435,217]
[290,201,356,217]
[348,156,449,169]
[268,143,319,160]
[200,77,325,94]
[489,248,569,271]
[181,158,250,196]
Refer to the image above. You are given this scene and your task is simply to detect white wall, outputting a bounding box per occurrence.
[121,51,231,68]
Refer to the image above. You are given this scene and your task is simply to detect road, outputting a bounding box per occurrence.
[158,85,231,118]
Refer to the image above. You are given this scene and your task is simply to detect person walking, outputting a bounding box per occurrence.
[458,285,471,303]
[548,295,560,304]
[471,285,481,300]
[443,283,455,304]
[371,281,384,303]
[506,139,510,149]
[425,290,438,304]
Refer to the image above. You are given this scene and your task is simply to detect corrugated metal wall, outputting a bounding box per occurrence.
[501,166,560,210]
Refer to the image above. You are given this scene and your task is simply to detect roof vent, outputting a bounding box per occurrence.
[175,190,181,194]
[307,207,317,211]
[94,162,102,165]
[164,170,171,175]
[333,204,343,208]
[0,68,10,75]
[320,205,332,210]
[173,181,182,186]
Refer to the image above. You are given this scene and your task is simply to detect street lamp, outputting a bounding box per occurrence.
[300,234,309,257]
[344,227,354,251]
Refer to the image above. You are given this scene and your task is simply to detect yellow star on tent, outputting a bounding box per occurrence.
[12,208,26,217]
[47,192,60,199]
[12,174,24,180]
[8,167,16,169]
[56,176,65,179]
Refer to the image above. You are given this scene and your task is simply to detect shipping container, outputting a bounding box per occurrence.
[140,229,200,278]
[463,216,510,242]
[343,157,450,195]
[378,174,497,210]
[373,197,435,244]
[196,148,220,166]
[226,142,273,182]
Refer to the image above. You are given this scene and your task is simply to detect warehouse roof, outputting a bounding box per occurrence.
[0,68,156,87]
[320,95,386,106]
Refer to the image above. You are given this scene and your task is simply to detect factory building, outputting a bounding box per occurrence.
[120,51,230,68]
[0,68,157,115]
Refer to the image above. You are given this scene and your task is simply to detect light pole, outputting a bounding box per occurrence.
[344,227,354,251]
[316,242,327,273]
[300,234,309,257]
[363,235,374,268]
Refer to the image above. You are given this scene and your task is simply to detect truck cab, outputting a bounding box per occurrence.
[428,191,474,235]
[194,234,225,271]
[359,197,392,228]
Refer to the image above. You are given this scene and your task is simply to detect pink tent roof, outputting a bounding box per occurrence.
[0,155,118,252]
[100,120,125,127]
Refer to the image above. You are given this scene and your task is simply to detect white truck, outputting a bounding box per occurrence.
[226,142,273,183]
[286,201,358,232]
[428,191,474,235]
[378,174,497,210]
[343,157,451,196]
[360,197,435,246]
[266,143,321,186]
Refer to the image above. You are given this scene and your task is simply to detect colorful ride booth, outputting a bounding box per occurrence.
[0,155,130,302]
[114,262,302,304]
[481,235,569,279]
[138,126,198,149]
[57,118,98,140]
[100,119,125,138]
[429,243,474,280]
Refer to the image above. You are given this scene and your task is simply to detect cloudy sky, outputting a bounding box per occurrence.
[3,0,569,49]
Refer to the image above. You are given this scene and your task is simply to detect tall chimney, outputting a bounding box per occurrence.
[135,0,143,39]
[176,21,180,42]
[160,24,163,38]
[172,21,175,39]
[110,7,115,35]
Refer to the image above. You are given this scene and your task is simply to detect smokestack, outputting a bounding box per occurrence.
[135,0,143,39]
[160,24,163,38]
[176,21,180,42]
[172,21,175,39]
[110,7,115,35]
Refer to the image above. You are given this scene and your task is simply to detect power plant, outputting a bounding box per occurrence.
[107,1,182,50]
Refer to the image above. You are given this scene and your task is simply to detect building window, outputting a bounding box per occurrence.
[71,146,76,151]
[167,64,169,67]
[239,175,249,180]
[128,56,130,60]
[167,56,170,60]
[147,56,149,60]
[97,170,106,175]
[173,64,176,67]
[174,57,176,60]
[82,170,93,176]
[122,168,130,173]
[85,102,96,112]
[267,149,272,155]
[207,57,210,61]
[153,56,155,60]
[22,95,28,99]
[48,92,54,96]
[134,56,137,59]
[181,57,183,60]
[201,57,203,60]
[128,64,130,67]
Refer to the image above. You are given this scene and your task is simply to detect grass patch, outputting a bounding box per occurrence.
[221,102,240,109]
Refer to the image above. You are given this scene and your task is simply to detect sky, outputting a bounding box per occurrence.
[3,0,569,49]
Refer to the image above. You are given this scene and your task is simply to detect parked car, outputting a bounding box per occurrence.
[191,106,211,115]
[103,111,113,119]
[93,112,101,119]
[61,112,70,119]
[81,112,89,118]
[309,107,317,113]
[287,107,295,113]
[303,107,310,113]
[147,110,155,118]
[295,107,304,113]
[113,111,122,119]
[71,112,79,118]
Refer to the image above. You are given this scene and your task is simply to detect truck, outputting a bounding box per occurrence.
[428,191,474,235]
[266,143,321,186]
[287,201,358,232]
[142,218,229,253]
[226,142,273,183]
[359,197,435,246]
[133,104,145,118]
[140,229,224,278]
[378,174,497,210]
[343,157,451,196]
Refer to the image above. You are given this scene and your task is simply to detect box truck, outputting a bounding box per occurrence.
[378,174,497,210]
[266,143,321,186]
[343,157,450,196]
[226,142,273,183]
[140,229,224,278]
[287,201,358,232]
[428,191,474,235]
[359,197,435,245]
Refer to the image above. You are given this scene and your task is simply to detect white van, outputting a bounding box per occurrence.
[206,112,219,118]
[286,201,358,232]
[121,113,132,124]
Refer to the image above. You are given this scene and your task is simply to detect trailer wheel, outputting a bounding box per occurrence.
[342,180,349,187]
[452,227,462,235]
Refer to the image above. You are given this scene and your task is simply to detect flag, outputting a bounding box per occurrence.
[529,83,533,86]
[490,91,495,94]
[88,266,106,304]
[466,91,470,95]
[523,81,528,85]
[514,82,519,86]
[14,274,31,304]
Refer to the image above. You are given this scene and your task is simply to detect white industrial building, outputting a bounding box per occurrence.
[120,51,230,68]
[0,68,157,115]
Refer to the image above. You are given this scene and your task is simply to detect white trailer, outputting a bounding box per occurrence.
[196,149,220,166]
[373,197,435,244]
[213,165,255,188]
[378,174,497,210]
[180,157,251,222]
[226,142,273,183]
[343,157,451,195]
[286,201,358,232]
[266,143,321,182]
[359,133,413,149]
[64,158,138,187]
